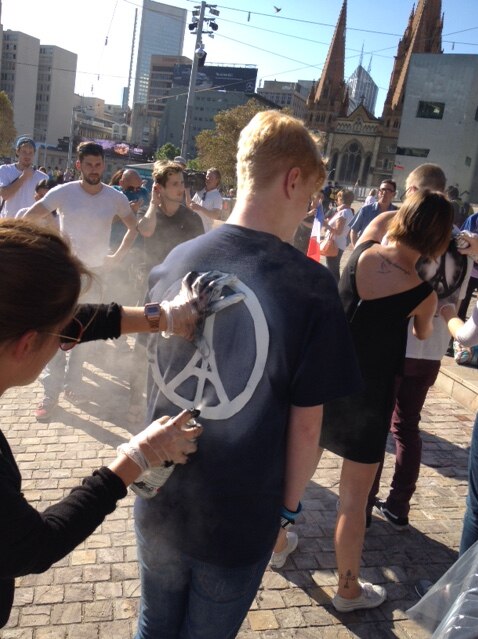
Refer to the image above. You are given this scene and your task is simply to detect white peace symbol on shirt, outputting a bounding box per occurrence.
[150,279,269,420]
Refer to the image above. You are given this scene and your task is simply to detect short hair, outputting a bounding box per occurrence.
[387,190,453,258]
[338,189,354,206]
[35,178,56,192]
[207,167,221,182]
[152,161,183,187]
[236,110,326,192]
[0,219,91,343]
[406,163,446,192]
[77,141,104,161]
[380,179,396,192]
[446,185,459,200]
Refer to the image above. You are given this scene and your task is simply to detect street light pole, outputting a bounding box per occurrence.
[67,108,76,171]
[180,1,206,160]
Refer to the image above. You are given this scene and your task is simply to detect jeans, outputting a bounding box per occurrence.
[460,413,478,555]
[134,524,270,639]
[40,346,87,401]
[368,358,440,517]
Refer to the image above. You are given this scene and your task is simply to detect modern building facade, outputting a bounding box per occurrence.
[0,31,40,138]
[393,53,478,201]
[257,80,310,119]
[132,0,186,106]
[346,64,378,116]
[34,45,77,149]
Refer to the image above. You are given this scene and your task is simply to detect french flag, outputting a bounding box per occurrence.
[307,208,323,262]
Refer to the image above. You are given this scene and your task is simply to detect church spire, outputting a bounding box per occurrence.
[307,1,348,130]
[382,0,442,119]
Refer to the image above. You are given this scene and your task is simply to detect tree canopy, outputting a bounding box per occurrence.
[195,99,272,189]
[0,92,16,158]
[156,142,180,162]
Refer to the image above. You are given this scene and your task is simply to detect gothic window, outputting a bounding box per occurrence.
[339,142,362,184]
[361,154,372,183]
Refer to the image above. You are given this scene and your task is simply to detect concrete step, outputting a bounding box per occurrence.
[436,354,478,413]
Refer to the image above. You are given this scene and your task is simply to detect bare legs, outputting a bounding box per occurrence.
[336,458,379,598]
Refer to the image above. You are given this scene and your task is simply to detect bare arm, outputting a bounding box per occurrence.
[137,189,159,237]
[356,211,396,247]
[441,302,478,347]
[282,405,323,511]
[190,201,221,220]
[411,291,438,340]
[23,200,52,221]
[106,213,138,265]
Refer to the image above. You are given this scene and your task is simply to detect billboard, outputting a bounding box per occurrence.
[172,64,257,93]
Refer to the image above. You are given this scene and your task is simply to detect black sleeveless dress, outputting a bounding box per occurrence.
[320,240,433,464]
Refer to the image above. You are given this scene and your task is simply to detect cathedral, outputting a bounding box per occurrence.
[306,0,443,188]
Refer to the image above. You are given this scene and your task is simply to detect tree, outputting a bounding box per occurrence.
[195,99,272,189]
[156,142,180,162]
[0,92,16,159]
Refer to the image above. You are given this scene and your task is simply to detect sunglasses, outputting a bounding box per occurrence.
[125,186,142,193]
[47,317,85,351]
[379,188,395,194]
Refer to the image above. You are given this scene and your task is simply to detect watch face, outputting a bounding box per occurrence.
[145,304,160,317]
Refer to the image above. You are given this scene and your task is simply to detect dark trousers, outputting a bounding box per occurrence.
[325,249,344,283]
[368,357,441,518]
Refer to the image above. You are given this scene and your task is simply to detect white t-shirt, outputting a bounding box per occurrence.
[40,181,131,267]
[192,188,223,233]
[329,207,354,251]
[0,164,47,218]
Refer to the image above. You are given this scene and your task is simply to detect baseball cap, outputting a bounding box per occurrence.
[173,156,187,166]
[16,136,36,151]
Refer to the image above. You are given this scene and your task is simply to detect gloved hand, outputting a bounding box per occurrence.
[161,271,245,355]
[118,409,203,471]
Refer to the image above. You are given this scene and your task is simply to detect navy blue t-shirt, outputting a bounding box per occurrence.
[135,224,361,566]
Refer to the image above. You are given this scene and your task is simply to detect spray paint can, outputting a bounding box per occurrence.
[130,408,200,499]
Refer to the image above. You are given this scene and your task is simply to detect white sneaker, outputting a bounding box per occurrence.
[332,582,387,612]
[269,531,298,569]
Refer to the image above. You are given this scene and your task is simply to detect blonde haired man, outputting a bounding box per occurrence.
[133,111,361,638]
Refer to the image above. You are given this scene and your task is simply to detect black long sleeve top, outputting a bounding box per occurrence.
[0,303,126,628]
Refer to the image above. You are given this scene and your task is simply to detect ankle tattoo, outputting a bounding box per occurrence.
[340,570,357,590]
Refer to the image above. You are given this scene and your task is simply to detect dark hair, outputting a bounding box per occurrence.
[35,178,57,192]
[387,190,453,258]
[380,179,396,192]
[0,220,91,342]
[446,185,459,200]
[77,142,104,161]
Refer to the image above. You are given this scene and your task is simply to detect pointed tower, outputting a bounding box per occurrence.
[382,0,442,130]
[307,1,348,132]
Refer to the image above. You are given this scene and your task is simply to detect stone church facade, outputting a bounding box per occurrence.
[306,0,443,189]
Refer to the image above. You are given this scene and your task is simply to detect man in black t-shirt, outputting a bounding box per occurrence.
[138,161,204,272]
[133,112,361,639]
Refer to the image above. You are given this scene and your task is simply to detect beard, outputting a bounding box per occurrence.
[83,174,102,185]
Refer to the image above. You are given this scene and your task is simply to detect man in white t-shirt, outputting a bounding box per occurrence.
[0,136,47,218]
[190,167,223,232]
[24,142,138,420]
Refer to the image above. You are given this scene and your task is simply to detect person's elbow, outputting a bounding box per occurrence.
[413,322,433,340]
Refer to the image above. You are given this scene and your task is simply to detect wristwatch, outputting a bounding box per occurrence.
[144,302,162,332]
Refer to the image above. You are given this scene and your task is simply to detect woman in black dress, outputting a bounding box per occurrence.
[320,191,454,612]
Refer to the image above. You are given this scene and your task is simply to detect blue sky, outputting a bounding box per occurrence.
[2,0,478,115]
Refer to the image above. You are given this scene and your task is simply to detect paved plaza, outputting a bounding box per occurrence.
[0,336,475,638]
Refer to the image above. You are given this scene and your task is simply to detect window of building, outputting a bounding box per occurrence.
[475,106,478,121]
[465,156,472,167]
[396,147,430,157]
[416,101,445,119]
[339,142,362,183]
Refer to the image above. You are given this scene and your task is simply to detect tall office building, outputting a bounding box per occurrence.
[133,0,186,106]
[0,31,40,137]
[346,64,378,116]
[34,45,77,149]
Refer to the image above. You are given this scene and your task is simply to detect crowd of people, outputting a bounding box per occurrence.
[0,117,478,636]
